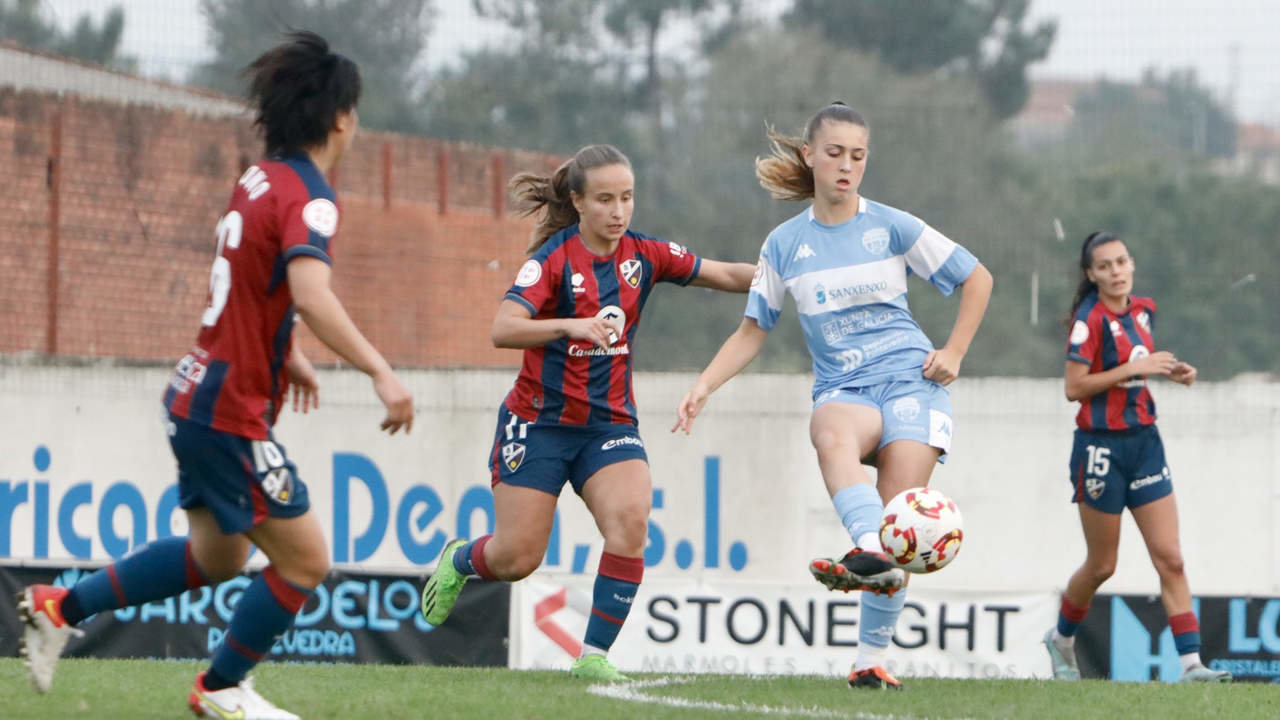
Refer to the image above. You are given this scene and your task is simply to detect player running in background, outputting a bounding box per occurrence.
[420,144,755,682]
[672,102,993,690]
[1043,231,1231,683]
[16,31,415,719]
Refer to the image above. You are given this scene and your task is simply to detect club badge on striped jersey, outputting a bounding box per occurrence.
[502,442,526,472]
[620,258,642,288]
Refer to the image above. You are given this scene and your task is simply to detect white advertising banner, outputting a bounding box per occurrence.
[510,576,1058,679]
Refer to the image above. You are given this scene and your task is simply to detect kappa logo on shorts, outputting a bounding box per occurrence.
[1086,476,1105,500]
[601,436,644,451]
[619,258,643,289]
[892,397,921,423]
[502,442,526,472]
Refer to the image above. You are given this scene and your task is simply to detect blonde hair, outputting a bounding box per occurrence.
[509,144,631,254]
[755,102,868,201]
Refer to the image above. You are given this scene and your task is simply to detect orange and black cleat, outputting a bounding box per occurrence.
[848,665,903,690]
[809,548,905,595]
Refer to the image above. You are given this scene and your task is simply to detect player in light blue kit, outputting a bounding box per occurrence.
[674,102,992,690]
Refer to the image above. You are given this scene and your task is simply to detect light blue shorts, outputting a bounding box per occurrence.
[812,379,953,463]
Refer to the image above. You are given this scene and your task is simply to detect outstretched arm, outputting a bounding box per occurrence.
[288,257,413,434]
[923,262,993,386]
[673,317,769,434]
[688,260,757,292]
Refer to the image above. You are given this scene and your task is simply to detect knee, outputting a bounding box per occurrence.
[195,548,250,584]
[600,499,651,554]
[495,548,543,582]
[1151,547,1185,577]
[274,551,330,590]
[810,426,845,457]
[1085,558,1117,585]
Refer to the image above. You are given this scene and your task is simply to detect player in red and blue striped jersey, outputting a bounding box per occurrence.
[1043,231,1230,684]
[17,32,415,719]
[421,144,755,682]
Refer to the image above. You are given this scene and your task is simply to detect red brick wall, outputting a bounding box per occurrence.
[0,89,561,368]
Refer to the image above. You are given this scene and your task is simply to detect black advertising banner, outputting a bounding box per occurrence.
[0,564,508,666]
[1077,593,1280,683]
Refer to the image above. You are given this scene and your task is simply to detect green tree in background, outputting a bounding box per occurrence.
[193,0,434,134]
[785,0,1056,119]
[0,0,132,68]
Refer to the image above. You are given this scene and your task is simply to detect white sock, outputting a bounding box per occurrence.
[580,644,608,660]
[1051,627,1075,650]
[1180,651,1202,671]
[854,644,887,672]
[856,531,881,553]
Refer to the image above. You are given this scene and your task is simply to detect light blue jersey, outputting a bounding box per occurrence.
[745,197,978,398]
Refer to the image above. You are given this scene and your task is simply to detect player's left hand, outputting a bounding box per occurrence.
[1170,361,1197,386]
[286,351,320,412]
[922,347,963,386]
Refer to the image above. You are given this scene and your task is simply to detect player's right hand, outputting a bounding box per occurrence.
[1130,350,1177,377]
[672,384,710,435]
[373,370,414,435]
[564,317,616,349]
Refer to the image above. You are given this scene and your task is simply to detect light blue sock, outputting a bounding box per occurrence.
[858,588,907,667]
[832,484,883,549]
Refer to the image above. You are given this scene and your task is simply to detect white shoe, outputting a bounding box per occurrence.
[16,585,84,693]
[1042,627,1081,680]
[1180,664,1232,683]
[189,672,300,720]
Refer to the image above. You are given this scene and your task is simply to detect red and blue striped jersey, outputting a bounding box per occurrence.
[503,225,702,426]
[1066,292,1158,431]
[164,153,338,440]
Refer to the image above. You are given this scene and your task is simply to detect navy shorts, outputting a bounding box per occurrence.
[488,405,648,496]
[167,414,310,533]
[1068,425,1173,514]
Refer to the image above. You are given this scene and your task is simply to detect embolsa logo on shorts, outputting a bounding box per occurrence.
[601,436,644,451]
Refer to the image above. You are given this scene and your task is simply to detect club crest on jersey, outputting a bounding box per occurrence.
[302,198,339,238]
[861,227,890,255]
[1136,310,1150,331]
[892,397,921,423]
[619,258,643,289]
[502,442,526,472]
[515,259,542,288]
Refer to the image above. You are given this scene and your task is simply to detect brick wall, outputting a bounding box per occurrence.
[0,88,561,368]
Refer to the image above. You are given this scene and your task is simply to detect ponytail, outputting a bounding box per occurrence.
[509,144,631,254]
[756,101,868,201]
[1066,230,1121,326]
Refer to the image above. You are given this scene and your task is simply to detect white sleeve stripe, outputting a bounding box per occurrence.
[752,257,786,312]
[904,225,957,279]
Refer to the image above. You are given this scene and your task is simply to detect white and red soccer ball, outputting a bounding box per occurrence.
[878,487,964,573]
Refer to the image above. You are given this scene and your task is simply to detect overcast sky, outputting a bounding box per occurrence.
[41,0,1280,125]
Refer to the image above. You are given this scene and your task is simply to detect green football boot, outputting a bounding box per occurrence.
[421,539,469,626]
[569,654,629,682]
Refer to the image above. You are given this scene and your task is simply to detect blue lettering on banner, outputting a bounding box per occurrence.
[1228,598,1280,654]
[3,446,752,573]
[1110,596,1201,682]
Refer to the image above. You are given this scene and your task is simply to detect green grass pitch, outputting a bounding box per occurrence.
[1,659,1277,719]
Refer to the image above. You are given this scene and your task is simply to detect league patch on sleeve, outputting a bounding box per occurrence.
[302,198,339,238]
[515,259,542,287]
[1070,320,1089,346]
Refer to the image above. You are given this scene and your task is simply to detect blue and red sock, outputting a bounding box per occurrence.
[582,552,643,655]
[207,565,311,690]
[1056,596,1089,638]
[62,537,210,626]
[1170,611,1201,655]
[452,535,496,579]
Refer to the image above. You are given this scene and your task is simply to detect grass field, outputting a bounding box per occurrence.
[2,658,1277,719]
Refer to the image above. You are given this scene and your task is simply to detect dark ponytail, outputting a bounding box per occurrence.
[244,31,361,156]
[1066,230,1121,325]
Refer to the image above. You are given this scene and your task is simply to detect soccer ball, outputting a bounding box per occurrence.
[878,487,964,573]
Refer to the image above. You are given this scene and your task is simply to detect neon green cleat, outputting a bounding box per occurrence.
[570,654,629,682]
[421,539,469,626]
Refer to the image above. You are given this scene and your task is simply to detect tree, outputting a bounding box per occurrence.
[193,0,434,134]
[0,0,132,68]
[785,0,1056,119]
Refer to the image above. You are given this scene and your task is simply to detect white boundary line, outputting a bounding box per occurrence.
[588,677,945,719]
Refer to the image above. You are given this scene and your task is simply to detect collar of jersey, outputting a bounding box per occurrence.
[806,197,867,232]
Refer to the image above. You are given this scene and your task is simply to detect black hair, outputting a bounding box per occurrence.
[1066,230,1123,324]
[244,31,361,156]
